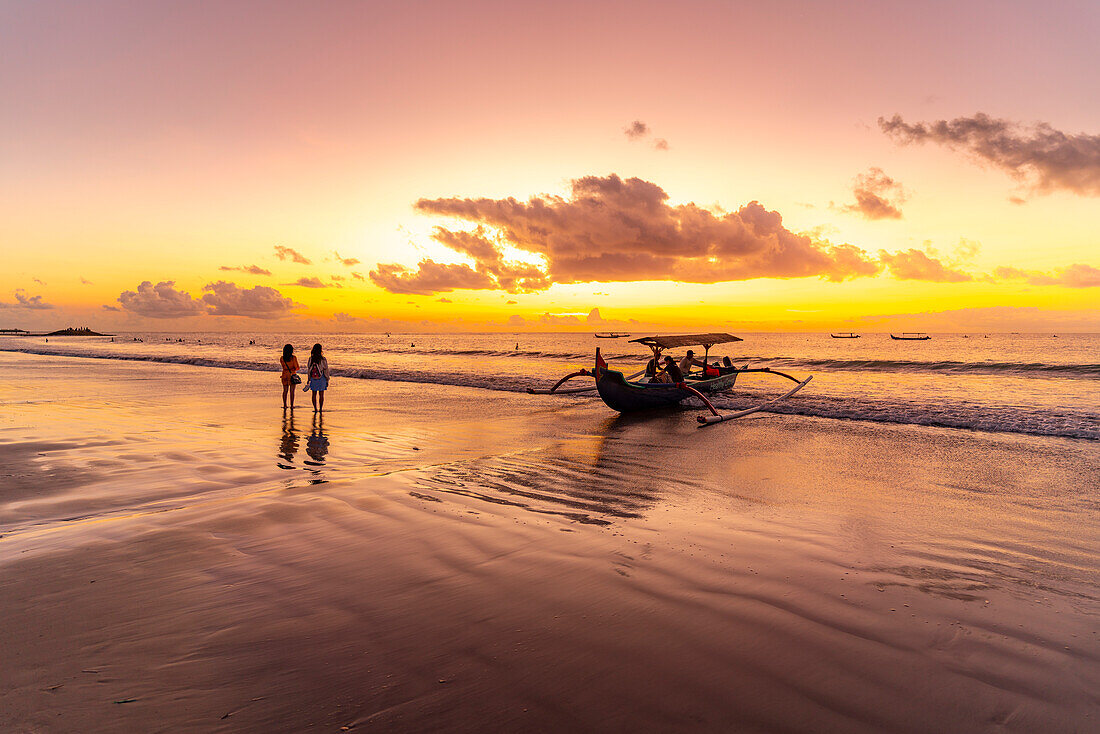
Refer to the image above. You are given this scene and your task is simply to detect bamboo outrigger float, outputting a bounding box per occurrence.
[527,333,813,426]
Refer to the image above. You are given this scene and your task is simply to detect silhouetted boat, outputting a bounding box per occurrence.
[594,332,630,338]
[531,333,812,425]
[890,333,931,341]
[830,332,860,339]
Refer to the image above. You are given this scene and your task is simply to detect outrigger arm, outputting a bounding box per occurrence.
[527,368,647,395]
[693,368,813,426]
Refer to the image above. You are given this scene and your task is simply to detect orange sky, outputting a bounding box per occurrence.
[2,0,1098,332]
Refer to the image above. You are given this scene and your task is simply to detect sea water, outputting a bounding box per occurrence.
[3,331,1097,440]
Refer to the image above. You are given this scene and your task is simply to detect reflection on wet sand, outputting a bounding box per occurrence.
[277,413,300,468]
[408,413,676,525]
[305,413,329,466]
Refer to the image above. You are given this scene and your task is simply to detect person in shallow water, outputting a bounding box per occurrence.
[279,344,300,409]
[304,343,331,412]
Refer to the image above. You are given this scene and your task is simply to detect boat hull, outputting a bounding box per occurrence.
[594,361,738,413]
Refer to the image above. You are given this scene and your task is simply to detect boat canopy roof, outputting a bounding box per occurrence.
[629,333,743,349]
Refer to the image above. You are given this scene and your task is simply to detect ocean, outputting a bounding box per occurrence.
[4,331,1097,440]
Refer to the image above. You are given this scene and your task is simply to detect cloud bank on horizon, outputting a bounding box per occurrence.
[371,174,883,294]
[369,173,1095,295]
[116,280,296,319]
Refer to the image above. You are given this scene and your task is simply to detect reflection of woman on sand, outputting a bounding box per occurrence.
[305,343,330,413]
[306,414,329,464]
[279,344,300,409]
[278,413,300,466]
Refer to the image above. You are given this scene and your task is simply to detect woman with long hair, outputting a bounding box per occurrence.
[305,343,330,412]
[279,343,300,409]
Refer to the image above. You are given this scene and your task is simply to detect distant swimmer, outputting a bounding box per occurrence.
[410,342,415,347]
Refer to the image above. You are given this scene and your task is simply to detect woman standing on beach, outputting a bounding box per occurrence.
[279,344,300,409]
[306,343,330,413]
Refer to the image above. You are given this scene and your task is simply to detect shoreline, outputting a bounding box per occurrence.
[2,352,1098,732]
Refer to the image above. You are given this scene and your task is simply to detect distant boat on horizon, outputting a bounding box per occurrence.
[594,332,631,338]
[830,332,860,339]
[890,333,931,341]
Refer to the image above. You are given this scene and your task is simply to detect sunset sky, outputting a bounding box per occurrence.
[2,0,1098,332]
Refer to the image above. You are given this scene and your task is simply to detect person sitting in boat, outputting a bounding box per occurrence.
[644,348,664,381]
[678,350,706,377]
[655,356,684,383]
[717,356,736,374]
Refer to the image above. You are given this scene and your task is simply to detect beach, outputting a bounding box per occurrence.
[1,350,1098,732]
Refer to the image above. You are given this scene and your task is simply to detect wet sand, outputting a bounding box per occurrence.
[1,352,1098,732]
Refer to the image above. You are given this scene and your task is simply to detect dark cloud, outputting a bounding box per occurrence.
[624,120,650,140]
[993,263,1100,288]
[506,300,517,305]
[220,265,273,276]
[201,281,295,318]
[879,249,973,282]
[350,271,365,280]
[32,278,46,286]
[331,274,345,281]
[0,290,56,310]
[368,261,496,295]
[101,304,120,311]
[370,174,884,295]
[437,297,452,303]
[117,281,205,318]
[879,113,1100,196]
[332,250,360,267]
[274,245,311,264]
[284,277,336,288]
[840,168,905,220]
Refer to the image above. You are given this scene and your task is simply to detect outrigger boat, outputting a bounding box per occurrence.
[528,333,812,426]
[594,332,631,338]
[830,332,860,338]
[890,332,931,341]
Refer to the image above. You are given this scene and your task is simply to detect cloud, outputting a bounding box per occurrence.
[200,281,296,318]
[219,264,273,276]
[332,312,361,323]
[368,261,496,295]
[624,120,650,140]
[274,245,311,264]
[0,290,56,310]
[539,312,582,325]
[654,138,669,151]
[506,300,517,305]
[993,263,1100,288]
[350,271,365,280]
[370,174,884,295]
[117,281,205,318]
[101,304,120,311]
[284,277,336,288]
[32,277,46,286]
[839,168,905,219]
[587,307,603,323]
[437,297,452,303]
[80,277,93,285]
[879,113,1100,196]
[879,249,973,282]
[332,250,360,267]
[507,314,525,326]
